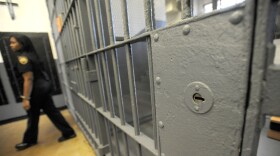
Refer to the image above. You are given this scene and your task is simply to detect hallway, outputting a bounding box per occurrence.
[0,109,96,156]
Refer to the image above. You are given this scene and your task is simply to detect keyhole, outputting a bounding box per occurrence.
[193,93,205,104]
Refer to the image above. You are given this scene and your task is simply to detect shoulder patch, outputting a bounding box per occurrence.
[18,56,29,65]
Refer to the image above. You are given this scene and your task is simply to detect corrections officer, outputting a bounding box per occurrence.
[9,34,76,151]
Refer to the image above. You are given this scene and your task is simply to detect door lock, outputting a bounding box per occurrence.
[184,82,214,114]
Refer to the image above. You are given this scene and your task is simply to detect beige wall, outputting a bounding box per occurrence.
[0,0,57,63]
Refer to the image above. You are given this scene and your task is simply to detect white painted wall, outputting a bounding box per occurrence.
[0,0,57,63]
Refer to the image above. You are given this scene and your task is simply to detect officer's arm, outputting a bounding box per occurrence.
[22,71,33,100]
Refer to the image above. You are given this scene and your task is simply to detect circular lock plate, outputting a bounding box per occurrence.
[184,82,214,114]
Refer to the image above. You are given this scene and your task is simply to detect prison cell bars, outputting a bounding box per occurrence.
[46,0,186,155]
[104,0,129,155]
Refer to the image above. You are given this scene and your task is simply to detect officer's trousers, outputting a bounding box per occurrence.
[22,79,74,143]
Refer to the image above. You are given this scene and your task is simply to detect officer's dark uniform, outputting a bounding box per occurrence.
[16,51,75,144]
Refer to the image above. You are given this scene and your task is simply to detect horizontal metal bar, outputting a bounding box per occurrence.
[75,111,110,155]
[0,1,18,6]
[63,3,245,63]
[64,32,150,63]
[68,84,157,155]
[75,111,100,144]
[63,81,96,108]
[96,107,157,155]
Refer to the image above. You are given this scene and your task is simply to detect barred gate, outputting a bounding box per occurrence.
[46,0,280,156]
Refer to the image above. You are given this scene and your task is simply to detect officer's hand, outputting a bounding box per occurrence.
[22,100,31,110]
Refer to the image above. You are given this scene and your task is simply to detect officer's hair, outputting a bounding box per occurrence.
[9,34,36,53]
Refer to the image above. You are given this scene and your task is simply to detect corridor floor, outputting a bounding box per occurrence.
[0,109,96,156]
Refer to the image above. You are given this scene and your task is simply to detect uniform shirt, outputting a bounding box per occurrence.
[15,51,45,92]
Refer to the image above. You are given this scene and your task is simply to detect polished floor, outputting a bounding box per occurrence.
[0,109,96,156]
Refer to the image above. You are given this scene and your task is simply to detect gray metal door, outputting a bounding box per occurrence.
[152,6,252,156]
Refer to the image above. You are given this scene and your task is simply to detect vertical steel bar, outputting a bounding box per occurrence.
[70,63,75,90]
[181,0,191,19]
[86,104,92,133]
[101,53,115,117]
[84,102,90,128]
[86,104,92,132]
[93,0,115,117]
[76,0,87,54]
[90,107,97,135]
[157,134,161,156]
[88,75,95,102]
[95,111,102,141]
[91,0,108,112]
[120,0,140,135]
[144,0,155,32]
[60,31,66,60]
[212,0,218,10]
[69,13,79,59]
[144,0,158,149]
[71,2,79,57]
[105,120,114,156]
[95,55,107,111]
[85,0,97,103]
[112,125,121,156]
[73,3,88,96]
[65,21,71,60]
[78,60,86,95]
[122,132,129,156]
[62,26,67,61]
[64,21,69,60]
[67,21,74,61]
[64,1,68,18]
[76,61,83,94]
[137,144,142,156]
[68,19,74,60]
[76,61,83,93]
[104,0,126,124]
[74,62,79,92]
[93,0,105,47]
[81,57,90,98]
[85,0,98,102]
[72,5,82,57]
[83,102,88,128]
[71,63,75,90]
[85,0,97,51]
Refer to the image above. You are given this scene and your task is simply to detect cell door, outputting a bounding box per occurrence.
[48,0,279,155]
[152,1,277,156]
